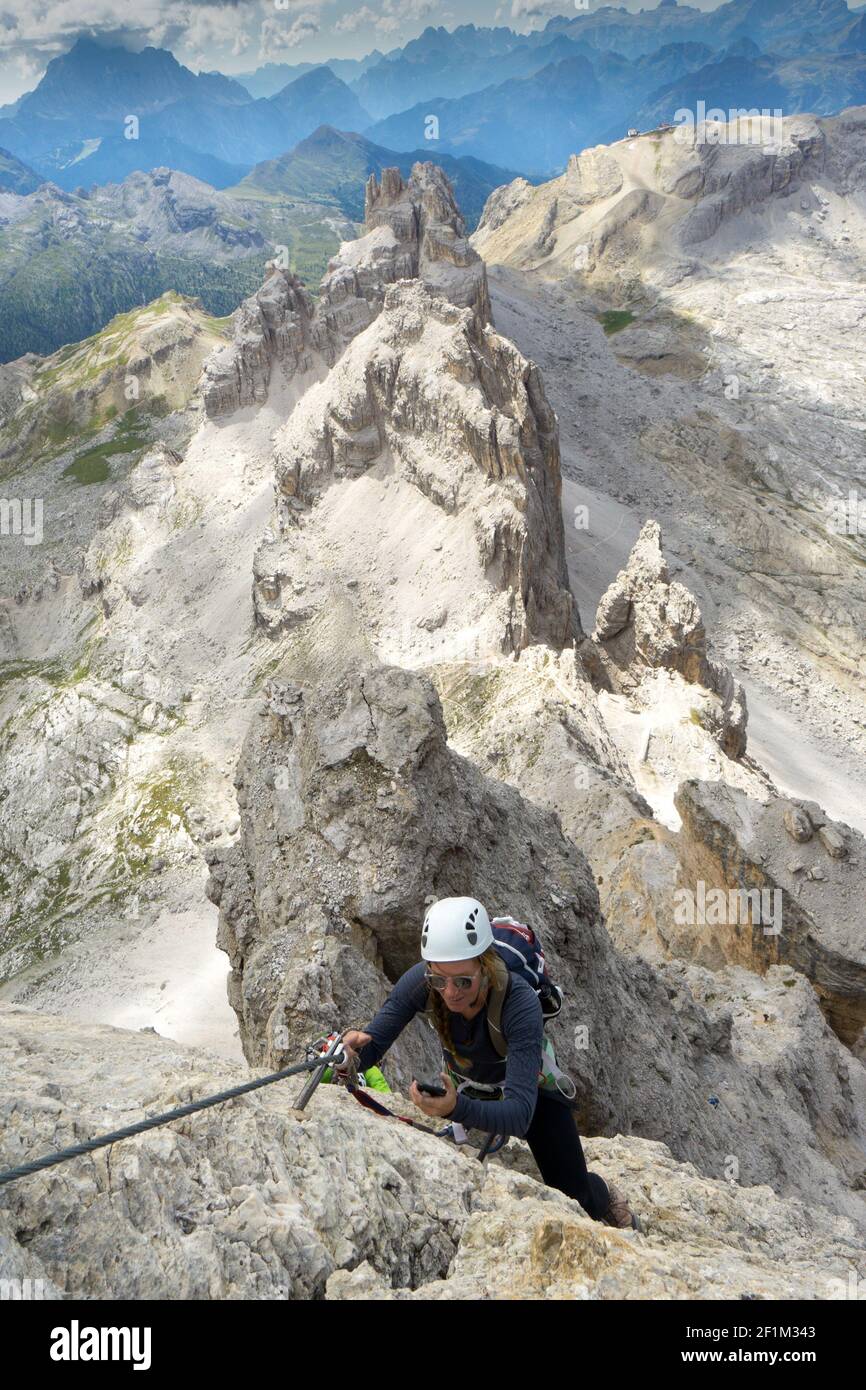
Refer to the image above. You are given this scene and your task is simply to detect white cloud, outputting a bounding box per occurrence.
[333,0,437,38]
[333,5,378,34]
[510,0,566,18]
[258,12,320,59]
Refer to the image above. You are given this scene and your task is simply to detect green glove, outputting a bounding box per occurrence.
[321,1064,391,1092]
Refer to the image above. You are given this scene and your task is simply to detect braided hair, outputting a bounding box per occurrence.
[427,946,501,1072]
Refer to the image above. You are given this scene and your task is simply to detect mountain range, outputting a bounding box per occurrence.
[0,40,374,188]
[0,3,863,188]
[234,126,528,227]
[0,128,520,363]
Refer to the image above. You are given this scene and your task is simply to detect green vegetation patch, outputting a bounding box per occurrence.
[0,657,67,688]
[61,408,151,484]
[598,310,636,336]
[114,762,196,881]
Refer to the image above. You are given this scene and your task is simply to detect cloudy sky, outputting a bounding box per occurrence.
[0,0,725,104]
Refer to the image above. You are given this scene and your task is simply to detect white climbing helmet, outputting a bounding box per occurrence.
[420,896,493,962]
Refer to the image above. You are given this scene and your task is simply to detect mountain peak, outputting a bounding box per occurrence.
[723,36,763,60]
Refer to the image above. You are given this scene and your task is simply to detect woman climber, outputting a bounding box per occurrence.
[341,895,640,1230]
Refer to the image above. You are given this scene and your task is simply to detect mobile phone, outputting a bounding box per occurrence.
[415,1079,447,1097]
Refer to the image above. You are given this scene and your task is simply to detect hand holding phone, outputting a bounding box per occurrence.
[415,1079,447,1097]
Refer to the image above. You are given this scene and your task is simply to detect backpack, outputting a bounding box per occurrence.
[422,912,563,1064]
[485,915,562,1059]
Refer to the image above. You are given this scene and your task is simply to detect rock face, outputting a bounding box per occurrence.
[2,1001,864,1300]
[471,111,866,276]
[254,278,579,659]
[473,177,535,240]
[675,118,829,246]
[362,163,492,325]
[591,521,747,759]
[469,110,866,733]
[201,599,866,1230]
[203,162,492,419]
[201,268,316,417]
[674,779,866,1050]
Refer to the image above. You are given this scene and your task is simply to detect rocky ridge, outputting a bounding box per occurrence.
[470,109,866,736]
[202,162,491,418]
[2,157,865,1296]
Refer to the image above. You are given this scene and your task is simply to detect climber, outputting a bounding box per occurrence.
[341,896,640,1230]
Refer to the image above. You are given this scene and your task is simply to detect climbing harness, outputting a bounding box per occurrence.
[443,1067,508,1155]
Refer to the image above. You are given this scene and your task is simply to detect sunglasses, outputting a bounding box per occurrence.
[425,968,480,992]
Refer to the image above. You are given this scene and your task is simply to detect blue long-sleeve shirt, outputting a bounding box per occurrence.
[356,960,543,1137]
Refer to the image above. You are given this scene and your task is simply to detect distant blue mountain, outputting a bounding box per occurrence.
[0,5,863,189]
[35,136,248,192]
[0,40,371,184]
[237,52,385,99]
[0,146,43,193]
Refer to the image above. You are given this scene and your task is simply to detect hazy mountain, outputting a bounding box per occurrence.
[1,5,863,197]
[43,135,249,193]
[544,0,862,60]
[366,56,606,175]
[233,124,532,229]
[269,67,371,145]
[0,146,42,194]
[626,45,866,137]
[351,23,537,119]
[366,45,726,174]
[237,52,385,100]
[0,42,372,188]
[345,0,866,124]
[368,26,866,175]
[18,35,250,123]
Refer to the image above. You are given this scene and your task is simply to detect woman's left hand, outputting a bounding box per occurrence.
[409,1072,457,1118]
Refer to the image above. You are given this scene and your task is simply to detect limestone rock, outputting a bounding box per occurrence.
[565,148,625,206]
[784,804,814,842]
[472,177,535,240]
[203,603,866,1228]
[201,267,315,418]
[819,825,848,859]
[255,279,579,659]
[2,1005,864,1300]
[591,521,747,759]
[674,780,866,1048]
[203,163,491,420]
[360,162,491,327]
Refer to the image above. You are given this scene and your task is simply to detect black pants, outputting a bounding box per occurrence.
[524,1088,610,1221]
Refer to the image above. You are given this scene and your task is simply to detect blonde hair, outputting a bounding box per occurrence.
[427,946,501,1072]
